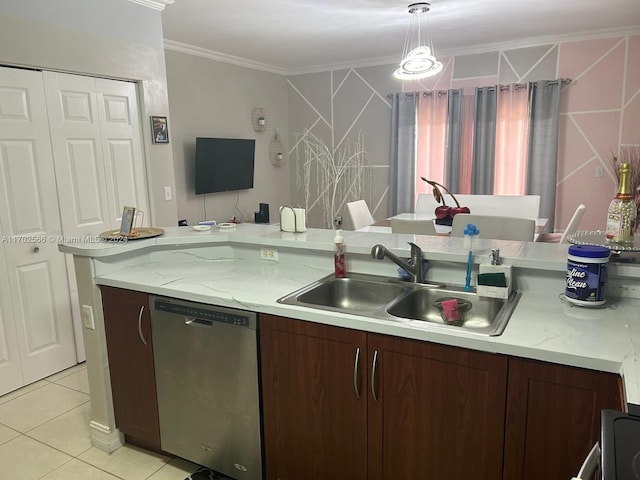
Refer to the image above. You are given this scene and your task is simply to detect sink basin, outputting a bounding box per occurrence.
[277,272,521,336]
[386,286,519,335]
[279,273,408,313]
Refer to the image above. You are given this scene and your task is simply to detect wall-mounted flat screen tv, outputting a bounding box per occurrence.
[195,137,255,194]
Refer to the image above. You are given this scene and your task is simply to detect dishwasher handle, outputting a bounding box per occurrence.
[185,317,216,328]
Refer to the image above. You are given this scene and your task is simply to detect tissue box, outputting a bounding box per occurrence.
[477,264,512,299]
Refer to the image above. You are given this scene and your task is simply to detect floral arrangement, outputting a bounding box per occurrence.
[420,177,470,225]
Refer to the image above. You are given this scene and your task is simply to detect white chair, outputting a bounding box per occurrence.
[346,200,375,230]
[451,213,536,241]
[536,204,586,244]
[454,194,541,219]
[415,193,440,214]
[391,218,437,235]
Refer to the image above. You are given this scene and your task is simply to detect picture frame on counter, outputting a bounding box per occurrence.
[151,115,169,144]
[119,206,136,235]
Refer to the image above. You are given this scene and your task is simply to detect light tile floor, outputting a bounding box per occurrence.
[0,363,200,480]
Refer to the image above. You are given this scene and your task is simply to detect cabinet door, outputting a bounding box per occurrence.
[260,314,367,480]
[503,357,624,480]
[367,333,508,480]
[101,286,160,449]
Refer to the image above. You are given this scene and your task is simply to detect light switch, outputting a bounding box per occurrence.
[164,186,172,201]
[82,305,95,330]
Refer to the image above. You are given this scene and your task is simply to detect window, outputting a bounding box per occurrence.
[415,84,530,199]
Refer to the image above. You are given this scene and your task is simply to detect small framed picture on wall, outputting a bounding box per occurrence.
[151,115,169,144]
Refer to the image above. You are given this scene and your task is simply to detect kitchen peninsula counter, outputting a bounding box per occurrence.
[60,224,640,451]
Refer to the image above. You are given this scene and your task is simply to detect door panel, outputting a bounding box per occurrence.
[0,244,23,396]
[95,78,149,227]
[367,334,508,480]
[9,250,76,384]
[260,314,368,480]
[1,141,50,233]
[503,357,623,479]
[66,138,105,227]
[0,66,76,389]
[43,71,111,237]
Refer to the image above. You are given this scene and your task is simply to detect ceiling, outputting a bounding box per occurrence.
[160,0,640,75]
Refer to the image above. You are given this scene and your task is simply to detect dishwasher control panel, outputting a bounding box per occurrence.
[152,296,257,328]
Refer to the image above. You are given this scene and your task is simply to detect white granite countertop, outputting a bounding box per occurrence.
[61,224,640,405]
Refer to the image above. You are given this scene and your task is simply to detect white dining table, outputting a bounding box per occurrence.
[357,213,549,237]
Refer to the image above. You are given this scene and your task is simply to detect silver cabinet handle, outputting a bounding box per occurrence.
[371,350,379,403]
[353,347,361,399]
[137,305,147,346]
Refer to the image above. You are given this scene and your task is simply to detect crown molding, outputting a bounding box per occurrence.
[127,0,175,11]
[164,25,640,77]
[436,26,640,58]
[163,39,288,76]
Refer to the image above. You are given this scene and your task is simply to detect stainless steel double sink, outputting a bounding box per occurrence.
[277,272,521,336]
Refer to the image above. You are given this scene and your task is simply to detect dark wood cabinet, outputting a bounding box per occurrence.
[503,356,624,480]
[260,314,368,480]
[98,292,625,478]
[101,286,161,450]
[261,314,625,480]
[367,333,508,480]
[260,314,508,480]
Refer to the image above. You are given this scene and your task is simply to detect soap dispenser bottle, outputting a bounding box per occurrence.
[334,229,346,278]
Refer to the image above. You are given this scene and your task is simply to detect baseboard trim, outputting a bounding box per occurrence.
[89,420,124,453]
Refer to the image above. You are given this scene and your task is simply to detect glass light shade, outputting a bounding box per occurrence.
[394,46,443,79]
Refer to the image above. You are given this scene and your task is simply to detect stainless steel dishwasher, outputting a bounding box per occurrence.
[150,295,262,480]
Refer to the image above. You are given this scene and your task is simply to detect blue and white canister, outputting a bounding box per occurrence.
[566,245,609,307]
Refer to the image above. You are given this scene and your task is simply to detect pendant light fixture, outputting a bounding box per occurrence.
[394,3,443,80]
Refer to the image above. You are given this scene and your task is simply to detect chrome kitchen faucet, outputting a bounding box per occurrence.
[371,242,426,283]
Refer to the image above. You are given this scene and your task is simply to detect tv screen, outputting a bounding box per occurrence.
[195,137,255,194]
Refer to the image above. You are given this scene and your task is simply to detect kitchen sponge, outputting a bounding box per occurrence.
[440,298,461,322]
[477,272,507,287]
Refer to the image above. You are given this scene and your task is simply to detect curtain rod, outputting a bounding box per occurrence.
[386,78,573,99]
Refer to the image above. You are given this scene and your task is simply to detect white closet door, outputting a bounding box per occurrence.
[0,67,76,387]
[95,78,149,227]
[43,71,112,237]
[0,243,22,395]
[44,72,149,364]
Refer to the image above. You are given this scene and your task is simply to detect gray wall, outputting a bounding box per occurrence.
[288,65,398,229]
[0,0,178,227]
[165,51,290,226]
